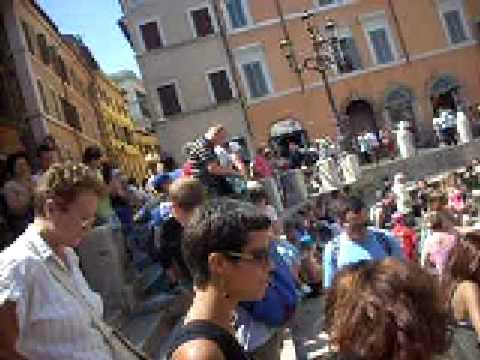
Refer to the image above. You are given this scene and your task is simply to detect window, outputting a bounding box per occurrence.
[439,0,469,44]
[369,28,394,64]
[21,21,35,55]
[225,0,250,29]
[50,88,61,120]
[207,69,233,103]
[61,98,82,131]
[338,34,362,73]
[57,56,69,84]
[190,6,215,37]
[242,62,269,98]
[36,33,50,65]
[316,0,336,7]
[157,82,182,116]
[236,45,272,99]
[37,80,49,113]
[362,14,396,65]
[140,21,163,50]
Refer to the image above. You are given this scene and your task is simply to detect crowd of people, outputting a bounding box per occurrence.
[2,124,480,360]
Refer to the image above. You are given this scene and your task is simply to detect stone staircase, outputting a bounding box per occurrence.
[78,223,191,358]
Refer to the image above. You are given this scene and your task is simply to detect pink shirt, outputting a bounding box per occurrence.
[254,154,273,178]
[448,189,465,212]
[421,232,456,276]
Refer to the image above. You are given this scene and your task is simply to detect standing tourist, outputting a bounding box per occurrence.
[2,151,34,238]
[165,198,272,359]
[323,197,404,289]
[184,125,240,196]
[0,162,146,359]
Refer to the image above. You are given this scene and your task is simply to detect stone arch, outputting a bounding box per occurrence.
[268,118,308,157]
[344,98,377,142]
[384,85,417,127]
[428,74,461,116]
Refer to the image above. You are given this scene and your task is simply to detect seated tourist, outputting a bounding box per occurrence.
[441,231,480,359]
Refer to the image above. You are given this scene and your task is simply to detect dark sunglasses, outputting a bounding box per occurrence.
[223,249,271,264]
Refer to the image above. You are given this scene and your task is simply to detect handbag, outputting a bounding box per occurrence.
[44,254,151,360]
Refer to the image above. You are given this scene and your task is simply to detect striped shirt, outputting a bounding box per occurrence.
[0,224,113,359]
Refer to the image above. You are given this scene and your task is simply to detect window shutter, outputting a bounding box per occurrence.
[369,29,394,64]
[192,7,214,37]
[157,84,181,116]
[140,22,163,50]
[209,70,233,103]
[226,0,248,29]
[243,62,269,98]
[444,10,467,43]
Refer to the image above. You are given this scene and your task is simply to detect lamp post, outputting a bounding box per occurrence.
[280,10,346,152]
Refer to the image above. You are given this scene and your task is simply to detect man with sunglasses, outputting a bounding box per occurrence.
[323,197,405,289]
[236,232,299,360]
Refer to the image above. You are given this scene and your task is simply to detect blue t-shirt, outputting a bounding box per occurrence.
[323,229,405,288]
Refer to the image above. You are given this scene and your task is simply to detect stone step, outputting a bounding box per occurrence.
[120,291,192,356]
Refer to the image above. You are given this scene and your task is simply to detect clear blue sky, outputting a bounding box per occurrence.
[37,0,139,76]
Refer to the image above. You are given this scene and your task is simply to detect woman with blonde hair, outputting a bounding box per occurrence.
[0,162,147,360]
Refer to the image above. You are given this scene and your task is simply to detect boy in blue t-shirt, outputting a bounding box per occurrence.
[323,197,404,288]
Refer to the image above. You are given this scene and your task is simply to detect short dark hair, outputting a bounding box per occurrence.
[169,177,206,212]
[37,143,54,157]
[248,186,268,204]
[82,145,102,164]
[336,196,365,221]
[182,198,271,288]
[6,151,28,177]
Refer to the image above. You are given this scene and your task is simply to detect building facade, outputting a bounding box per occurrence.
[2,0,104,161]
[110,70,153,131]
[94,71,153,182]
[119,0,252,162]
[0,8,29,157]
[223,0,480,150]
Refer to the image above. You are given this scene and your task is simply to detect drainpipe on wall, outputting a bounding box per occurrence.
[387,0,410,63]
[210,0,255,153]
[273,0,305,92]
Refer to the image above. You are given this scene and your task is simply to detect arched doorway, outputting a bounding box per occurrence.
[345,100,377,141]
[269,119,307,157]
[385,86,419,142]
[430,75,460,116]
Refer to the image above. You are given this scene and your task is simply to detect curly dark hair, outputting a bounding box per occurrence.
[442,231,480,305]
[182,198,271,288]
[326,258,450,360]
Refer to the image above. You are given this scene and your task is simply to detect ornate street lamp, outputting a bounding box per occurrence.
[280,10,347,152]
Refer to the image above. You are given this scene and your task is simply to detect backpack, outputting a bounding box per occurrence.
[239,241,298,328]
[331,230,392,271]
